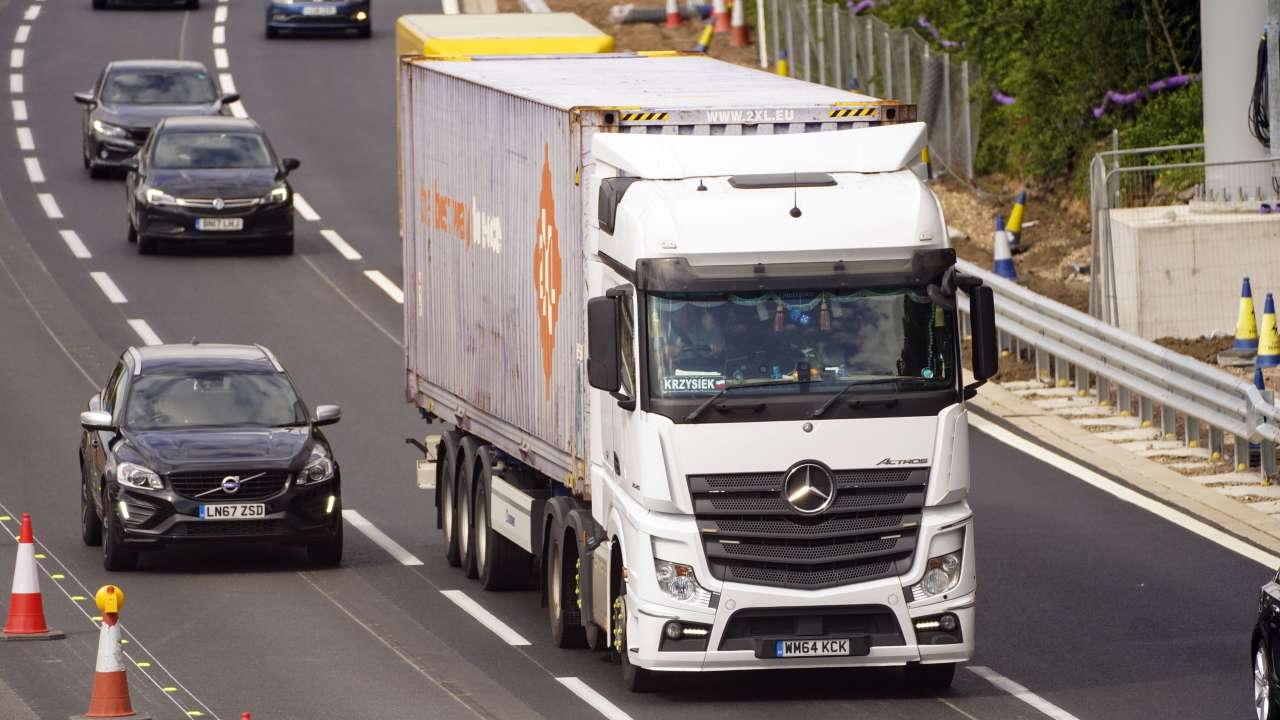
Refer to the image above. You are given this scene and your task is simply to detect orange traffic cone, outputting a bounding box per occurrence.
[729,0,748,46]
[72,586,149,720]
[712,0,730,32]
[1,513,63,641]
[664,0,682,27]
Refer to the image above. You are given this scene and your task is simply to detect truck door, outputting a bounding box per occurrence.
[601,286,638,488]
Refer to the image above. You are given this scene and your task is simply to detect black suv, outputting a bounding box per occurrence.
[78,344,343,570]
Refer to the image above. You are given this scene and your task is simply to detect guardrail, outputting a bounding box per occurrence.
[955,259,1280,480]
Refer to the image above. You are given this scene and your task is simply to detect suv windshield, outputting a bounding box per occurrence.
[152,131,273,169]
[102,70,217,105]
[647,287,955,400]
[124,371,307,430]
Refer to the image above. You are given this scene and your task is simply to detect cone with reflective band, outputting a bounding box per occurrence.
[992,216,1018,281]
[1236,277,1260,351]
[1007,190,1026,250]
[664,0,682,27]
[712,0,730,32]
[775,49,789,77]
[1259,293,1280,368]
[2,513,62,641]
[73,612,146,720]
[729,0,748,46]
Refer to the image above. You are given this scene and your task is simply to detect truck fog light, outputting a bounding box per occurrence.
[355,10,368,20]
[665,622,683,640]
[939,613,958,632]
[99,149,109,159]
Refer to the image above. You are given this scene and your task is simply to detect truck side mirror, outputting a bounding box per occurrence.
[587,297,621,393]
[968,285,999,382]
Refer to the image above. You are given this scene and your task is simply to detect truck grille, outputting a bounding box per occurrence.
[690,467,928,590]
[168,470,290,501]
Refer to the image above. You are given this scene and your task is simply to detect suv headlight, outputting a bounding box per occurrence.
[909,550,963,602]
[298,445,334,486]
[116,462,162,490]
[264,184,289,205]
[654,559,714,607]
[92,119,128,138]
[143,187,177,206]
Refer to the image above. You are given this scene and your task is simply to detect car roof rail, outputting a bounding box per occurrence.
[255,344,285,372]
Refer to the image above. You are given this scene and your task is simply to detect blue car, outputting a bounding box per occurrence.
[266,0,371,38]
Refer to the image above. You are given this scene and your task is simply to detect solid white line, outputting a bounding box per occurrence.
[16,126,33,150]
[218,73,236,94]
[213,48,229,69]
[60,230,91,259]
[364,270,404,304]
[441,0,460,14]
[292,193,320,221]
[14,25,30,44]
[214,5,227,22]
[341,509,423,566]
[89,272,127,304]
[9,49,23,69]
[212,25,225,45]
[971,415,1280,568]
[968,666,1081,720]
[23,5,40,21]
[440,590,532,646]
[9,73,23,93]
[555,678,635,720]
[127,319,162,346]
[229,102,248,119]
[12,100,27,121]
[36,193,61,219]
[23,156,42,183]
[320,229,361,260]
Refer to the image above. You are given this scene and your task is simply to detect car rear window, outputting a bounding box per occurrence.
[102,70,217,105]
[152,132,274,169]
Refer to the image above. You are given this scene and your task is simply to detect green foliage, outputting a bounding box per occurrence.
[866,0,1200,185]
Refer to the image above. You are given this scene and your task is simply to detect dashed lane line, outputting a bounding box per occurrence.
[213,47,228,69]
[127,318,163,346]
[968,666,1081,720]
[36,193,61,219]
[364,269,404,303]
[341,509,423,566]
[59,230,90,259]
[12,100,27,121]
[14,25,30,44]
[22,156,42,183]
[9,73,23,93]
[292,193,320,221]
[212,25,225,46]
[440,590,531,646]
[15,126,32,150]
[228,101,247,119]
[218,72,235,94]
[22,5,40,21]
[320,229,361,260]
[9,49,23,69]
[214,5,227,22]
[89,272,127,304]
[555,678,635,720]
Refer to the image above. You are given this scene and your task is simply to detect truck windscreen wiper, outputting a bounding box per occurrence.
[810,376,936,419]
[685,379,812,422]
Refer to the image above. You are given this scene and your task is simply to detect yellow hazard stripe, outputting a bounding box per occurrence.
[828,107,879,119]
[619,112,671,122]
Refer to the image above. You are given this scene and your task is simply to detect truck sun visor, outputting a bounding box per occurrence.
[634,248,956,292]
[727,172,837,189]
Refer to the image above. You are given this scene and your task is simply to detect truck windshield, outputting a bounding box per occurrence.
[647,287,954,401]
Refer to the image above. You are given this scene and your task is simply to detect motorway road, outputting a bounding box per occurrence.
[0,1,1267,718]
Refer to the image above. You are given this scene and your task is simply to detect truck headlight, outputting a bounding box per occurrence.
[92,119,128,138]
[298,445,334,486]
[909,550,963,601]
[143,187,177,206]
[263,184,289,205]
[116,462,162,490]
[654,559,713,608]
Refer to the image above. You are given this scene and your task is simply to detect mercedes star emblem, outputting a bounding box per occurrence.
[782,463,836,515]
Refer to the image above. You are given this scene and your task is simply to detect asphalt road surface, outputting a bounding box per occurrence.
[0,1,1267,718]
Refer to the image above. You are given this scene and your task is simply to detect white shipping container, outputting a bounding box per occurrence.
[399,54,913,491]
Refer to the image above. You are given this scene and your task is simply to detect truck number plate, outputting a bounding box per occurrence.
[196,218,243,231]
[200,503,265,520]
[302,5,337,14]
[775,639,850,658]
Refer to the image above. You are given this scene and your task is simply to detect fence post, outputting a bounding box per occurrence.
[1139,396,1153,427]
[1074,366,1089,396]
[1161,405,1176,439]
[801,0,813,82]
[1237,434,1252,471]
[784,0,796,78]
[1211,426,1225,460]
[847,9,859,90]
[1096,375,1110,406]
[831,4,842,90]
[960,60,974,179]
[882,27,893,99]
[902,34,913,103]
[1053,357,1068,387]
[1035,347,1048,383]
[1265,390,1278,481]
[759,0,770,69]
[770,0,781,71]
[942,53,952,176]
[865,18,876,96]
[1185,416,1201,448]
[815,0,826,86]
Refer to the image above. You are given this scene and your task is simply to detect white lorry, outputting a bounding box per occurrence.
[399,53,998,692]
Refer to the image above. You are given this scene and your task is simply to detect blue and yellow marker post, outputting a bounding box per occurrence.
[1258,292,1280,368]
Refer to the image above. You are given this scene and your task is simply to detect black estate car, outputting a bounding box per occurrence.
[1258,574,1280,719]
[124,116,299,254]
[94,0,198,9]
[74,60,236,178]
[266,0,371,38]
[78,344,343,570]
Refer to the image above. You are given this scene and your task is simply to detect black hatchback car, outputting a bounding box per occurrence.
[78,344,343,570]
[124,116,299,254]
[1258,575,1280,719]
[74,60,236,178]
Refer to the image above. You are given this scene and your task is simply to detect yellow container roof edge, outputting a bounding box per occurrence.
[396,13,614,57]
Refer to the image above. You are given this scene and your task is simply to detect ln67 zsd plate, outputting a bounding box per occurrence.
[199,503,265,520]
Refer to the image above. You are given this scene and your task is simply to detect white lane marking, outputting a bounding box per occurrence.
[212,25,225,45]
[229,102,248,119]
[23,156,42,183]
[9,49,24,69]
[441,0,460,14]
[23,5,40,21]
[341,509,423,566]
[440,590,532,646]
[218,72,236,94]
[12,99,27,121]
[60,230,91,259]
[292,193,320,221]
[214,5,227,22]
[213,47,229,69]
[9,73,23,93]
[364,270,404,303]
[968,666,1081,720]
[555,678,635,720]
[89,272,127,304]
[16,126,33,150]
[127,319,163,346]
[972,415,1280,568]
[14,25,30,44]
[36,193,61,219]
[320,229,362,260]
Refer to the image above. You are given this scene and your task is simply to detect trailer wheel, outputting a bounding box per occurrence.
[459,437,482,579]
[474,449,532,591]
[547,530,586,648]
[440,436,462,567]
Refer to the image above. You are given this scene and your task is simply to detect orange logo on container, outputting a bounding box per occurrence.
[534,144,562,400]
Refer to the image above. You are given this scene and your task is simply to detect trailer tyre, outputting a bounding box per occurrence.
[440,437,462,567]
[458,437,482,579]
[474,450,532,591]
[547,530,586,648]
[904,662,956,693]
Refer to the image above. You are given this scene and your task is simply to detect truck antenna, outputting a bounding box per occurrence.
[789,171,802,218]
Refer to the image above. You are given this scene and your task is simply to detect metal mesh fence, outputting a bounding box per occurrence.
[768,0,979,180]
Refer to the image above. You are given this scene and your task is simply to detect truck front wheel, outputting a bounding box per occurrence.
[614,595,658,692]
[904,662,956,692]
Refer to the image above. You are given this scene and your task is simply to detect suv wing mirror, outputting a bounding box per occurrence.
[80,410,114,432]
[314,405,341,426]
